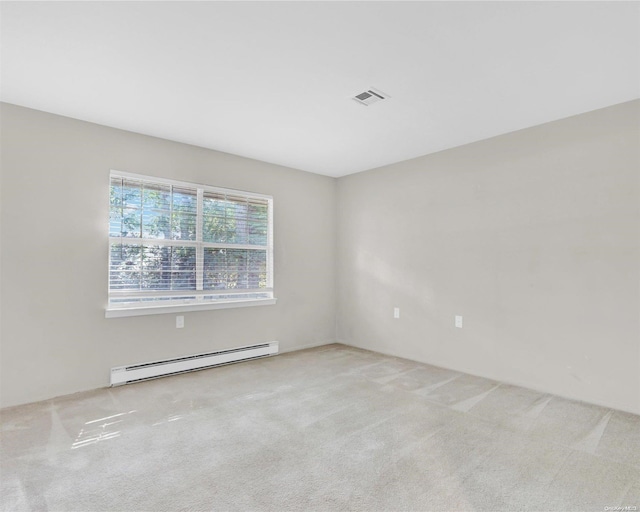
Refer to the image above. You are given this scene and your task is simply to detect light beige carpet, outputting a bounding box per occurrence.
[1,344,639,511]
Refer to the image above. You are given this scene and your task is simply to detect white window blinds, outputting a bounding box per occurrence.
[108,171,273,312]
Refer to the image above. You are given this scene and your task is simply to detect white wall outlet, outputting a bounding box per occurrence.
[394,307,400,319]
[455,315,463,328]
[176,315,184,328]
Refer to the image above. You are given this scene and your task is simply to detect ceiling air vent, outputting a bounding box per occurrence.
[353,88,389,106]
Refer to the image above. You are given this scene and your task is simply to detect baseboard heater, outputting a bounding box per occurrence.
[110,341,279,386]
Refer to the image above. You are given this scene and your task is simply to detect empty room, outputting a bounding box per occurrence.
[1,1,639,511]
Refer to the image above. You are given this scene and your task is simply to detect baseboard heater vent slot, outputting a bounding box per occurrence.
[110,341,279,386]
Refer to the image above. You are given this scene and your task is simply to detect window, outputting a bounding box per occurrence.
[107,171,275,317]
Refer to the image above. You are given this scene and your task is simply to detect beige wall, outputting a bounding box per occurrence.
[337,100,640,415]
[0,103,337,408]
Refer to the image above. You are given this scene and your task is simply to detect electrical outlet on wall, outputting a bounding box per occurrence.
[176,315,184,328]
[394,307,400,319]
[455,315,463,328]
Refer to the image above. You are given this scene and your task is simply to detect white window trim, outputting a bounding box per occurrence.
[105,297,277,318]
[106,170,276,318]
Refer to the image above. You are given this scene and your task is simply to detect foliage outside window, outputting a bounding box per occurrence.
[107,171,274,315]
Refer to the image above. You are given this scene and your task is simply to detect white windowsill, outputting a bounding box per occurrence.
[105,297,277,318]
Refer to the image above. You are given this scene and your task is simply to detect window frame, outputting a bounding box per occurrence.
[106,170,276,318]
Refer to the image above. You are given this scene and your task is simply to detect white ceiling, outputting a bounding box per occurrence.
[1,2,639,177]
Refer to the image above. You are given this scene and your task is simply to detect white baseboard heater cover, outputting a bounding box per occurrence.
[110,341,279,386]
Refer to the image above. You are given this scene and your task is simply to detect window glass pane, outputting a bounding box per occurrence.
[142,210,170,239]
[140,246,195,290]
[203,248,226,289]
[202,192,227,243]
[202,193,225,216]
[226,196,249,244]
[172,187,197,214]
[122,208,141,237]
[142,245,172,272]
[110,177,123,208]
[171,212,197,240]
[202,193,267,246]
[109,208,122,238]
[203,248,266,290]
[248,201,268,245]
[171,187,197,240]
[110,243,142,270]
[143,183,170,210]
[227,248,248,288]
[110,244,198,292]
[109,272,142,291]
[171,271,196,290]
[109,244,142,290]
[110,178,123,237]
[122,179,142,209]
[171,246,196,270]
[142,183,171,239]
[140,271,171,290]
[202,214,224,243]
[248,249,267,289]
